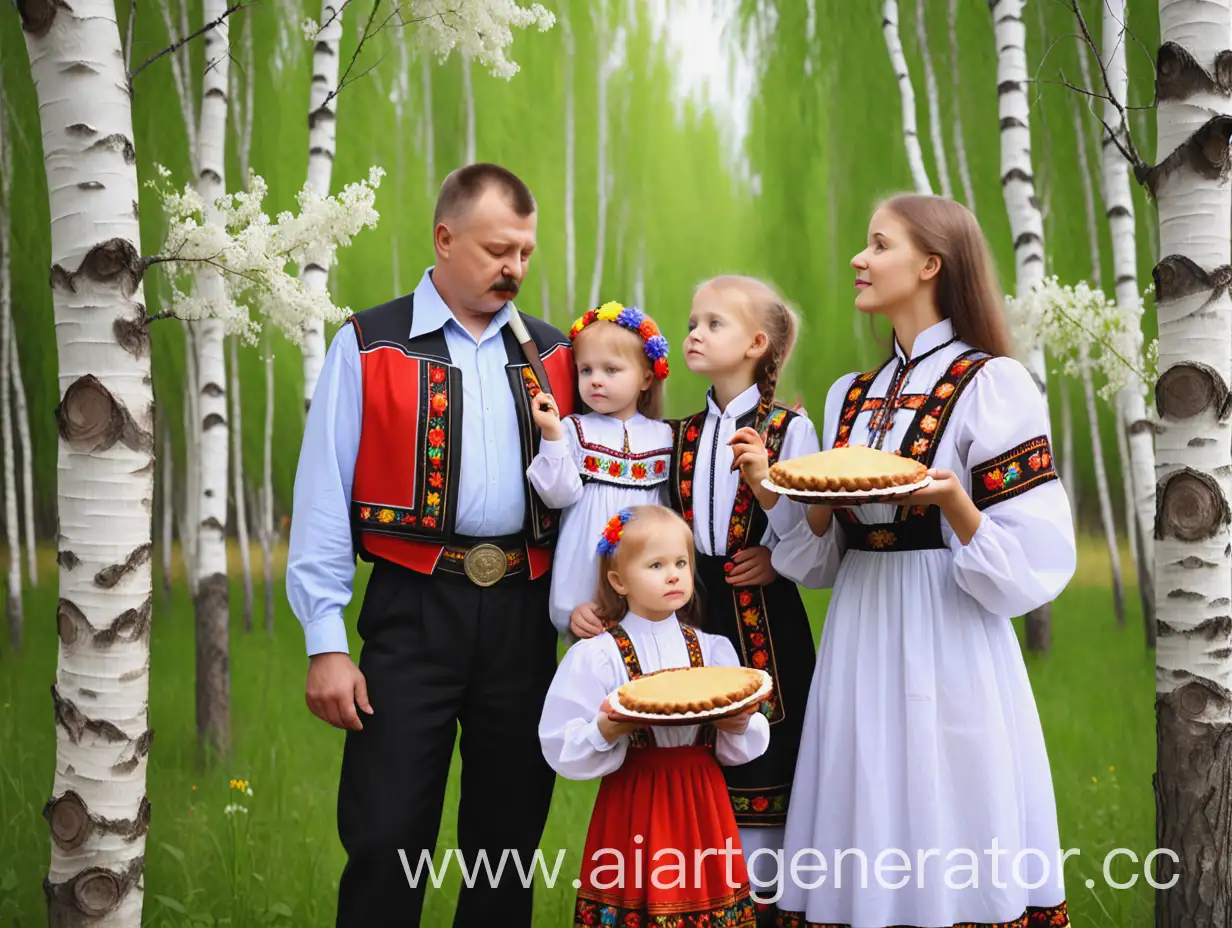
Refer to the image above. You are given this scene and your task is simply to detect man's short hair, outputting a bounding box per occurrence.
[433,163,536,227]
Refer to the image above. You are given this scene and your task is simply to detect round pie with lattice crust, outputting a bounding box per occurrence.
[616,665,765,715]
[769,445,927,492]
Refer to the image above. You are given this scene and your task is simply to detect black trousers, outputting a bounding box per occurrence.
[335,556,558,927]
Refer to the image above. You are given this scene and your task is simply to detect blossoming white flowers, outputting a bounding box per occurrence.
[303,0,554,80]
[1004,275,1158,401]
[147,166,385,345]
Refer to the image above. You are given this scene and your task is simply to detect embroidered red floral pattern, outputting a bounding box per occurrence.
[971,435,1057,510]
[730,784,790,826]
[774,901,1069,928]
[574,892,757,927]
[422,363,450,528]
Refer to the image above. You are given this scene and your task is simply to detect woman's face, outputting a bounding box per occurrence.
[850,207,933,315]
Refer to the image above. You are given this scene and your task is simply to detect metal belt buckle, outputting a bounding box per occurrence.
[462,543,508,587]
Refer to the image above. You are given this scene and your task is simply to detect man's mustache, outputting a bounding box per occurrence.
[490,276,520,295]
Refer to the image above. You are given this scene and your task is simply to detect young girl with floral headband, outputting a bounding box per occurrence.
[528,301,675,642]
[538,504,770,926]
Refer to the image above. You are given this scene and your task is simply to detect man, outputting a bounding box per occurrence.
[286,163,577,926]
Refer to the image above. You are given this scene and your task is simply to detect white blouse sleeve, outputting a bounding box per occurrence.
[706,633,771,767]
[769,375,854,589]
[538,636,629,780]
[527,417,584,510]
[764,412,822,541]
[947,357,1077,618]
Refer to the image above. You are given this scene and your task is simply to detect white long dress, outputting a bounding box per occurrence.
[771,319,1076,927]
[527,412,673,640]
[538,611,771,776]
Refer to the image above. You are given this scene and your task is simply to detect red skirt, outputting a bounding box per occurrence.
[573,743,757,927]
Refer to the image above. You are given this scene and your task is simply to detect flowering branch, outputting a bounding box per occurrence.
[1004,275,1158,401]
[142,164,385,344]
[301,0,556,106]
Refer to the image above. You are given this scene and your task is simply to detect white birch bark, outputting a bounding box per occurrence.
[0,95,20,648]
[1069,83,1125,627]
[156,0,198,174]
[915,0,952,198]
[947,0,976,211]
[301,0,343,410]
[228,337,252,630]
[1149,2,1232,917]
[179,320,199,597]
[462,53,476,163]
[18,1,155,920]
[192,0,232,759]
[1100,0,1157,627]
[882,0,932,195]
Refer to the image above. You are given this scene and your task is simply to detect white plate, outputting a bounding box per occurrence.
[760,475,931,504]
[606,669,774,726]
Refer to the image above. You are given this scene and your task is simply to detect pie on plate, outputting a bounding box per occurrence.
[613,666,767,718]
[768,445,928,493]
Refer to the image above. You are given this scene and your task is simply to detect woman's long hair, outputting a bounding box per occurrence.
[878,193,1014,358]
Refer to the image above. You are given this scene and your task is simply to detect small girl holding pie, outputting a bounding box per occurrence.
[526,302,674,642]
[671,274,822,919]
[538,504,770,926]
[736,195,1076,928]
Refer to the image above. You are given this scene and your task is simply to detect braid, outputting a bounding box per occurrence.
[757,352,780,427]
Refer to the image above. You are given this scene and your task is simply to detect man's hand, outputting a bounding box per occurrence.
[570,601,606,639]
[531,393,564,441]
[306,652,373,731]
[725,546,777,587]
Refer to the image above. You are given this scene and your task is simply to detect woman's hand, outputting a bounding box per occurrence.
[597,697,642,743]
[900,468,982,545]
[531,393,564,441]
[725,546,777,586]
[713,704,758,734]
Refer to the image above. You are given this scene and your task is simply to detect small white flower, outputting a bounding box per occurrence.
[223,803,249,816]
[301,17,320,40]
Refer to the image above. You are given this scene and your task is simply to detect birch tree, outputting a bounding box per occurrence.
[882,0,932,195]
[947,0,976,211]
[1143,3,1232,918]
[0,83,19,649]
[191,0,234,760]
[17,3,158,920]
[914,0,951,198]
[991,0,1050,651]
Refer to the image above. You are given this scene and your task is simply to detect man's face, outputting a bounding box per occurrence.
[436,186,537,315]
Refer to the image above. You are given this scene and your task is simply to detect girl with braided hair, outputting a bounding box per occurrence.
[669,274,821,925]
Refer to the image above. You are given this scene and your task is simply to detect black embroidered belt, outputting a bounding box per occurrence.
[435,533,529,586]
[839,509,946,552]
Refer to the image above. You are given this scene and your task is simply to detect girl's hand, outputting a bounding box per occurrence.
[725,546,777,587]
[570,602,605,639]
[728,426,770,486]
[531,393,564,441]
[713,704,757,734]
[597,696,642,743]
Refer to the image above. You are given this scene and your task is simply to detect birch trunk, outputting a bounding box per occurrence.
[18,1,155,920]
[161,410,173,598]
[915,0,952,198]
[992,0,1050,651]
[947,0,976,211]
[262,333,275,634]
[1100,0,1157,637]
[156,0,198,175]
[301,0,343,410]
[1069,81,1126,627]
[192,0,232,761]
[229,337,252,630]
[462,53,476,163]
[882,0,932,195]
[1149,3,1232,920]
[10,319,36,587]
[179,320,199,597]
[563,8,577,313]
[422,52,435,195]
[1060,385,1077,530]
[0,96,20,650]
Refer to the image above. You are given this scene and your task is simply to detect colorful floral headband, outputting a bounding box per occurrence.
[569,302,670,380]
[596,508,634,557]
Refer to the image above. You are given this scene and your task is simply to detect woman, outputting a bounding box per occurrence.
[733,194,1075,928]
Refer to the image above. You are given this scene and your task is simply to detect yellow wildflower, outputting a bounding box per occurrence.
[1108,765,1116,773]
[1090,776,1097,784]
[191,785,197,792]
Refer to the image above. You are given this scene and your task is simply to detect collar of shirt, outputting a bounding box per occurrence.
[705,382,762,420]
[893,316,955,363]
[410,267,510,345]
[618,611,682,638]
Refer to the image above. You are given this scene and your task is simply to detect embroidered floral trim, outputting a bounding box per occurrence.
[519,365,559,534]
[575,889,756,927]
[581,453,671,483]
[774,900,1069,928]
[729,784,790,825]
[733,588,783,722]
[356,504,420,527]
[971,435,1057,510]
[683,624,703,668]
[673,411,707,529]
[420,363,450,530]
[834,367,884,448]
[440,546,525,571]
[725,408,789,552]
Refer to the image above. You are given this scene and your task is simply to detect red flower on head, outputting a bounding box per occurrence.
[430,367,446,384]
[638,319,659,340]
[428,427,445,447]
[653,357,669,379]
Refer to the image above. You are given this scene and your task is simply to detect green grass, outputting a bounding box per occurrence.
[0,538,1155,926]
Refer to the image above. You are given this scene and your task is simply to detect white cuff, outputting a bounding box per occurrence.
[304,615,350,656]
[537,436,570,458]
[585,716,620,752]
